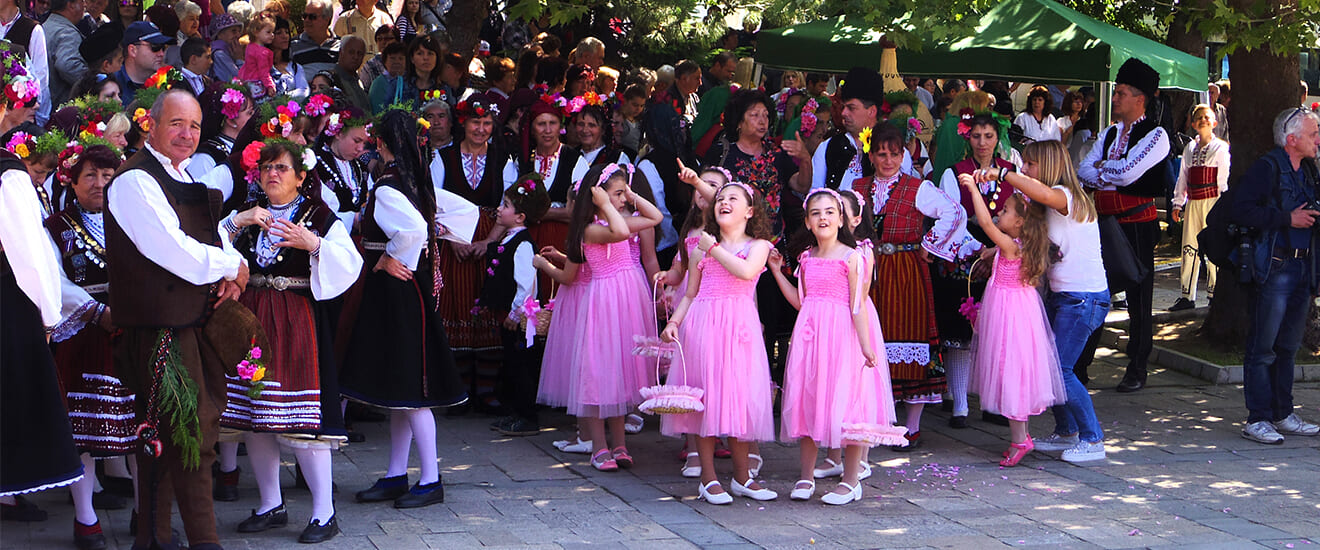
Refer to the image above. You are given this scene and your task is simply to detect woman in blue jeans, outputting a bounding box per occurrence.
[969,140,1109,463]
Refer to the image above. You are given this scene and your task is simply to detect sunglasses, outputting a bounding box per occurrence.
[1286,107,1310,128]
[301,13,317,20]
[118,0,138,6]
[137,42,168,53]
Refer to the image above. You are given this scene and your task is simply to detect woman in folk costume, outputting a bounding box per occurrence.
[0,42,84,524]
[45,141,131,550]
[853,123,980,450]
[218,138,363,543]
[504,91,577,299]
[311,105,374,230]
[430,96,508,410]
[342,110,469,509]
[1168,104,1229,312]
[570,91,631,178]
[932,111,1018,428]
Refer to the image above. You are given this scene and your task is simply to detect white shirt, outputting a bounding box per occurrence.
[635,158,678,252]
[1172,137,1230,208]
[1077,118,1171,191]
[1046,186,1108,293]
[810,133,864,191]
[371,185,428,271]
[433,185,478,245]
[571,147,631,186]
[105,143,244,285]
[502,226,536,316]
[217,205,364,300]
[0,169,61,325]
[1015,112,1061,142]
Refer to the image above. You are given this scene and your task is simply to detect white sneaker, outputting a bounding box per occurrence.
[1243,421,1285,444]
[729,477,778,501]
[857,461,872,481]
[789,479,815,501]
[1060,440,1106,463]
[624,414,644,434]
[812,458,843,479]
[553,437,594,454]
[1273,414,1320,436]
[1034,433,1080,452]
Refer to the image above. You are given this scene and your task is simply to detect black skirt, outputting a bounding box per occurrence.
[930,263,986,349]
[340,260,467,409]
[0,256,83,496]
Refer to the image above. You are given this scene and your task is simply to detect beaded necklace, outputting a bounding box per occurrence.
[254,196,305,268]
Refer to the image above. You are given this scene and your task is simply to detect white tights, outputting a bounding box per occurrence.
[246,433,337,523]
[945,348,972,417]
[386,409,439,485]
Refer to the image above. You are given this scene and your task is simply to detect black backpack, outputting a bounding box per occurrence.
[1198,155,1317,277]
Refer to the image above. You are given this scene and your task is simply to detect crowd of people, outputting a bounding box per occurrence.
[1,0,1318,548]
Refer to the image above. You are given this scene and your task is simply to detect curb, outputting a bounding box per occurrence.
[1098,325,1320,384]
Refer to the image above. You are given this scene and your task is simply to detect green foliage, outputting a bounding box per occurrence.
[156,330,202,471]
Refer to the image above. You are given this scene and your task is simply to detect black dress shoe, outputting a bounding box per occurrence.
[355,475,408,502]
[1167,297,1195,311]
[213,467,240,502]
[891,431,922,452]
[394,480,445,508]
[490,416,516,431]
[948,415,968,429]
[236,503,288,533]
[101,475,136,497]
[0,495,47,522]
[1115,378,1145,393]
[74,520,108,550]
[982,412,1011,427]
[498,418,541,436]
[346,430,366,443]
[298,515,340,543]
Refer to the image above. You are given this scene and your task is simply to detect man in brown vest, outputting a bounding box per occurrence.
[105,88,249,550]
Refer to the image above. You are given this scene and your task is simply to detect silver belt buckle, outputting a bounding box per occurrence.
[270,276,290,291]
[880,243,897,255]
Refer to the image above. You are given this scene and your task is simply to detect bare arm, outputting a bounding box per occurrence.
[958,174,1020,257]
[766,248,801,310]
[848,252,877,368]
[660,251,704,342]
[533,253,582,285]
[993,167,1070,216]
[701,235,770,281]
[623,190,664,233]
[639,227,661,281]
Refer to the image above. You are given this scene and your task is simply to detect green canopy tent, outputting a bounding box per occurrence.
[757,0,1208,92]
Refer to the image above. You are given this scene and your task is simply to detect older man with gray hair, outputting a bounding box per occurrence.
[292,0,340,77]
[1229,107,1320,445]
[45,0,87,107]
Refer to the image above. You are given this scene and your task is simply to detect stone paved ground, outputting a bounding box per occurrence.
[4,349,1319,550]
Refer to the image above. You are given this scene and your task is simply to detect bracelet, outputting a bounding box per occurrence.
[310,237,323,258]
[224,218,239,234]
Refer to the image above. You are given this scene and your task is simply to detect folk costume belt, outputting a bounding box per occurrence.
[877,243,920,255]
[248,275,310,290]
[80,283,110,294]
[362,240,388,251]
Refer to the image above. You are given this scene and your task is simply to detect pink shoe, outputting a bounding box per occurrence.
[591,449,618,472]
[1000,436,1034,468]
[612,447,634,469]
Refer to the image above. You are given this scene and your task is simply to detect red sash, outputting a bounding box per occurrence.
[1094,190,1156,223]
[1187,166,1219,200]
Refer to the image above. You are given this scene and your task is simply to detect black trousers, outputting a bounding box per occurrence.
[498,327,544,423]
[1075,219,1158,383]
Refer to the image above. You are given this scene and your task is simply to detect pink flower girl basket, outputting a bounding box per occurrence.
[635,278,703,415]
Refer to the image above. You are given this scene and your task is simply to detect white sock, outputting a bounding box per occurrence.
[945,349,972,416]
[244,433,284,514]
[905,403,924,434]
[218,441,240,472]
[386,411,413,478]
[103,456,130,478]
[71,454,99,525]
[407,409,440,485]
[292,447,335,523]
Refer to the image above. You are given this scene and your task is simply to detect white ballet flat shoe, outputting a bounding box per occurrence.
[553,438,593,454]
[680,452,701,478]
[821,482,861,505]
[624,414,644,434]
[729,477,778,501]
[747,453,763,479]
[789,479,815,501]
[698,480,732,505]
[858,461,873,481]
[812,458,843,479]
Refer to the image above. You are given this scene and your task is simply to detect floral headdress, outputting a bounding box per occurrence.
[800,98,821,136]
[887,115,924,144]
[5,74,38,109]
[880,90,919,119]
[955,107,1011,140]
[144,65,185,90]
[0,43,35,109]
[323,108,372,138]
[775,88,806,118]
[56,135,117,185]
[420,88,449,104]
[304,93,333,117]
[536,90,570,118]
[454,97,500,123]
[567,90,606,116]
[258,98,302,138]
[60,96,122,139]
[240,138,317,184]
[8,130,69,160]
[218,83,250,120]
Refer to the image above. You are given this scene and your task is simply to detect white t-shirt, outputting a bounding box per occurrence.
[1015,112,1061,142]
[1046,186,1108,293]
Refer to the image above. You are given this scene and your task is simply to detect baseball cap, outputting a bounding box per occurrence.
[122,21,176,47]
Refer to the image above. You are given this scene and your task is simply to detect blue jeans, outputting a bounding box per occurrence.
[1243,257,1311,423]
[1046,291,1110,443]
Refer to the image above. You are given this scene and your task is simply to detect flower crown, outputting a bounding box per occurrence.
[259,97,302,138]
[304,93,333,117]
[455,98,499,122]
[567,91,606,115]
[324,109,371,138]
[956,108,1010,140]
[219,83,250,120]
[7,130,69,160]
[0,43,33,106]
[800,98,821,136]
[56,135,116,185]
[887,115,923,144]
[144,65,184,91]
[64,96,123,139]
[880,90,919,118]
[776,88,805,117]
[537,91,570,117]
[241,138,317,184]
[421,88,449,103]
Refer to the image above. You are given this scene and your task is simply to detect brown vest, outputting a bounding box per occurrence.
[105,149,225,328]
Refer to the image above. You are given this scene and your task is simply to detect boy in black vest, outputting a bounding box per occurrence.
[483,173,550,436]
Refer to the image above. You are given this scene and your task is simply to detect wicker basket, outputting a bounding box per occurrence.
[518,281,556,337]
[636,338,704,415]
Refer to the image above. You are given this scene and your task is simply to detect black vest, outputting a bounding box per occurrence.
[518,146,581,204]
[823,134,873,190]
[233,197,338,298]
[1099,117,1170,198]
[3,17,36,56]
[196,135,234,168]
[439,143,505,208]
[477,228,534,313]
[314,146,368,213]
[105,150,224,328]
[361,175,423,263]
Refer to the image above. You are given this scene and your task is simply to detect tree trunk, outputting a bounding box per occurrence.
[1164,2,1206,133]
[1200,43,1300,345]
[446,0,488,66]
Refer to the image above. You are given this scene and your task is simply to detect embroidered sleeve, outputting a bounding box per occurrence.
[1098,127,1170,188]
[915,181,981,262]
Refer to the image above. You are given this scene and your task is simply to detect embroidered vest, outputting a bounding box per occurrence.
[45,203,109,301]
[233,197,337,295]
[440,143,504,208]
[476,228,534,313]
[518,146,581,204]
[854,175,925,245]
[824,134,873,190]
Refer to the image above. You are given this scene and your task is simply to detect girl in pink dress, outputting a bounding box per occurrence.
[660,182,777,505]
[541,164,663,471]
[534,256,592,452]
[768,188,898,505]
[238,14,278,100]
[956,178,1066,467]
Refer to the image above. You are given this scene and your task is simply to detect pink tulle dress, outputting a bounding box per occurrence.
[566,227,657,418]
[854,244,910,446]
[971,251,1066,422]
[537,261,592,408]
[660,242,775,441]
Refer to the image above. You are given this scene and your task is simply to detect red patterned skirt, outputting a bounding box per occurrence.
[870,250,946,400]
[224,288,324,433]
[438,207,501,351]
[53,325,136,456]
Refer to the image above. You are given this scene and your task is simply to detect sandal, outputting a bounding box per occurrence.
[591,449,618,471]
[999,436,1034,468]
[612,446,634,469]
[624,414,644,434]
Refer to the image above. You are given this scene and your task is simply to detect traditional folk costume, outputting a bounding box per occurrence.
[46,202,136,456]
[0,153,84,498]
[933,156,1017,420]
[1077,59,1171,389]
[432,142,505,352]
[1172,136,1229,303]
[476,225,542,428]
[312,144,372,231]
[852,173,980,404]
[504,142,580,298]
[105,144,252,549]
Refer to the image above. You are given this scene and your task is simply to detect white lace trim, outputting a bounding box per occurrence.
[0,473,83,497]
[885,342,930,366]
[51,300,99,343]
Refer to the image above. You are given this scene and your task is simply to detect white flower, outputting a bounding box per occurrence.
[301,148,316,170]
